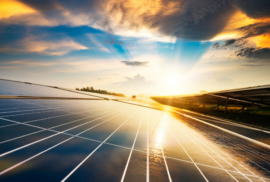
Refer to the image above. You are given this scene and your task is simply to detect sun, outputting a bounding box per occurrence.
[166,74,179,86]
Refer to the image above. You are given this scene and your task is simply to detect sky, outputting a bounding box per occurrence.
[0,0,270,96]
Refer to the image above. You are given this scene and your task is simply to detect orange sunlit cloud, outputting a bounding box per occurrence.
[252,34,270,48]
[0,36,88,55]
[212,11,256,40]
[0,0,36,19]
[212,11,270,49]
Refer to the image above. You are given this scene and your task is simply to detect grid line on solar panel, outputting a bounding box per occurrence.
[165,116,261,181]
[194,138,266,180]
[169,121,239,181]
[237,142,270,161]
[1,109,73,120]
[170,119,254,182]
[60,108,140,182]
[171,117,270,179]
[1,108,268,181]
[6,99,91,111]
[172,131,209,181]
[173,115,270,168]
[0,108,124,155]
[0,131,268,182]
[0,105,105,128]
[0,107,132,176]
[0,109,114,141]
[0,108,98,129]
[150,110,209,182]
[0,99,120,117]
[149,110,172,182]
[120,110,145,182]
[0,108,120,145]
[61,108,268,182]
[13,99,125,117]
[208,137,270,174]
[0,99,269,181]
[0,106,249,176]
[0,104,86,117]
[0,106,44,112]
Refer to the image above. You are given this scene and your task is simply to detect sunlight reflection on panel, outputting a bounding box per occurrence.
[152,112,170,148]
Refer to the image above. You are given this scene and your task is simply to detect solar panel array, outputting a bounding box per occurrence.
[0,81,270,182]
[0,80,98,98]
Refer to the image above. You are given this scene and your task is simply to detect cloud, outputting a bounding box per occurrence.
[237,22,270,39]
[0,0,269,43]
[232,0,270,19]
[235,47,270,59]
[113,74,154,90]
[121,61,149,67]
[241,64,264,67]
[7,60,56,66]
[0,36,88,55]
[125,74,146,83]
[0,0,36,19]
[101,0,237,41]
[223,39,237,47]
[216,77,233,84]
[212,42,221,49]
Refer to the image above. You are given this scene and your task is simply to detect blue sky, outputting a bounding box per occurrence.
[0,0,270,96]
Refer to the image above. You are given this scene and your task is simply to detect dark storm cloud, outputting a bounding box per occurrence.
[121,61,149,67]
[108,0,236,41]
[212,42,221,49]
[212,39,246,50]
[19,0,59,11]
[232,0,270,19]
[4,0,270,41]
[224,39,236,46]
[235,48,270,59]
[237,23,270,38]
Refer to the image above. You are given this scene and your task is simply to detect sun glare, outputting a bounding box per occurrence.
[166,74,180,87]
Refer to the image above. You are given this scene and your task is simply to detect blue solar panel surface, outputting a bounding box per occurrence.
[0,81,270,182]
[0,80,98,98]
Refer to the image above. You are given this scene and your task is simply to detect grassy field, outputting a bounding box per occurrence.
[152,97,270,130]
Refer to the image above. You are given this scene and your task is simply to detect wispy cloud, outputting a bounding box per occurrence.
[216,77,233,85]
[7,60,56,66]
[112,74,155,94]
[241,64,264,67]
[236,47,270,60]
[121,61,149,67]
[0,36,88,55]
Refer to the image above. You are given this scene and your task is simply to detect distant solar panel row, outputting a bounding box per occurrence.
[0,80,100,99]
[0,99,269,182]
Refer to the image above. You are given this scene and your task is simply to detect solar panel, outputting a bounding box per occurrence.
[0,80,99,99]
[211,85,270,106]
[0,88,270,181]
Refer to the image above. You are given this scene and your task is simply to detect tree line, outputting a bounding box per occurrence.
[76,86,125,97]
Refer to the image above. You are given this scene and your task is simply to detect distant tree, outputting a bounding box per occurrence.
[79,86,125,97]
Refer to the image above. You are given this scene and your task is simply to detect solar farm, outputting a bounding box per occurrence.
[0,79,270,182]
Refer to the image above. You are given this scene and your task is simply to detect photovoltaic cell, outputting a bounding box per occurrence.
[0,85,269,181]
[0,80,99,98]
